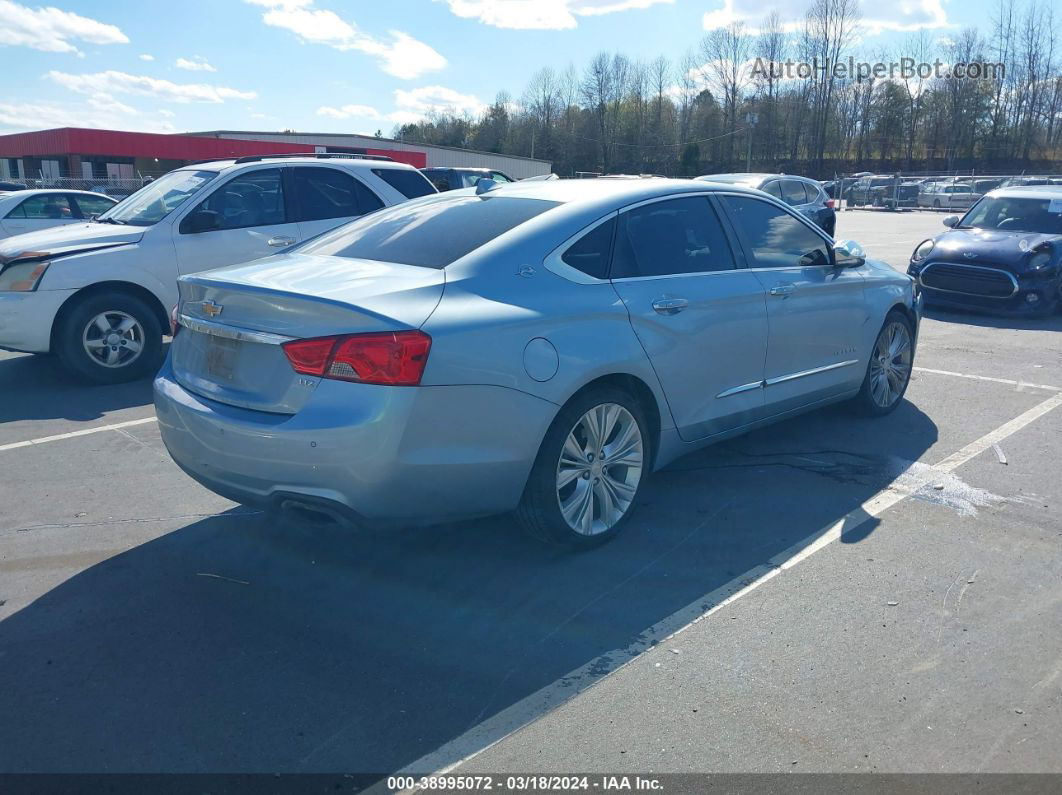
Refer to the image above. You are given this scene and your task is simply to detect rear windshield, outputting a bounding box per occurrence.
[299,195,560,268]
[959,196,1062,234]
[371,168,437,199]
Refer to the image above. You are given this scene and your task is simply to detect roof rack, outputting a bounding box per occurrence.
[231,152,394,164]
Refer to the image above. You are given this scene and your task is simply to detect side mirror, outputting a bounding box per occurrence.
[833,239,866,268]
[183,209,220,234]
[942,215,959,228]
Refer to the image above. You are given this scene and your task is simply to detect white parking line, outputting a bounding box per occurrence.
[914,366,1060,393]
[0,416,157,453]
[400,390,1062,781]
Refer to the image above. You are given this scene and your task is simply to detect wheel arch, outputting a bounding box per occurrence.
[560,372,663,469]
[51,280,169,349]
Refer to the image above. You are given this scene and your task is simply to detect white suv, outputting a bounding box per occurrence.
[0,154,436,382]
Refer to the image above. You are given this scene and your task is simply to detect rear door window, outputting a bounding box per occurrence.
[781,180,809,205]
[611,197,737,278]
[294,167,383,222]
[371,167,437,199]
[10,194,73,219]
[300,195,559,268]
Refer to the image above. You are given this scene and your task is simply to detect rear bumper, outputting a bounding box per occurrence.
[0,289,75,353]
[153,358,559,525]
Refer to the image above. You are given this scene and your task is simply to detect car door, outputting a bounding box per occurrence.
[719,193,867,415]
[609,194,769,441]
[1,193,78,237]
[173,167,300,275]
[291,165,385,240]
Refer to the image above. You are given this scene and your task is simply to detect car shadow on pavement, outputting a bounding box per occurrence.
[0,400,936,776]
[0,346,166,425]
[923,306,1062,332]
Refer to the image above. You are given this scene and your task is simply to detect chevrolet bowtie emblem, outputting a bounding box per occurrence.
[200,300,223,317]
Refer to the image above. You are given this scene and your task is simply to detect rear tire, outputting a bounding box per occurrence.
[516,386,649,548]
[55,292,163,384]
[853,310,914,416]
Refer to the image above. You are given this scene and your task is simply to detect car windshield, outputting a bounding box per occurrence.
[298,195,560,268]
[958,196,1062,234]
[97,169,218,226]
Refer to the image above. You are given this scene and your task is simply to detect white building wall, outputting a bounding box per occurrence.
[192,131,552,179]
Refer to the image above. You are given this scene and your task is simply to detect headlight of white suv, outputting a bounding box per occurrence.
[0,261,50,292]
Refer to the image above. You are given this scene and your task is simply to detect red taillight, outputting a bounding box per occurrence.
[170,303,181,336]
[282,331,432,386]
[825,199,836,209]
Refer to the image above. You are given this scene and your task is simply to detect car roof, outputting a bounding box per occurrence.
[186,155,420,173]
[452,176,768,211]
[0,188,113,199]
[697,172,821,186]
[987,185,1062,200]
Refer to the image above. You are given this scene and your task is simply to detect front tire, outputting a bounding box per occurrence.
[516,386,649,547]
[853,311,914,416]
[56,292,163,384]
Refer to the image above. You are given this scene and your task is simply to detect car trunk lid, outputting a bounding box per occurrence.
[171,253,444,413]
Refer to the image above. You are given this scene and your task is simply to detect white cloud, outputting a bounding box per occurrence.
[175,56,216,72]
[158,108,176,117]
[443,0,673,30]
[86,92,135,115]
[139,53,154,61]
[46,69,257,103]
[317,104,382,119]
[393,85,486,118]
[0,100,175,134]
[248,0,446,79]
[701,0,949,35]
[0,0,128,54]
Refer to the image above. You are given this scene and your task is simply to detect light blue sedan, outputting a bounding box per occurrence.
[155,178,921,547]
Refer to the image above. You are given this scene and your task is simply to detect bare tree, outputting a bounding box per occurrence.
[803,0,861,169]
[700,22,752,167]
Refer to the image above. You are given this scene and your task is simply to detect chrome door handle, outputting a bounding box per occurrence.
[268,236,296,247]
[652,298,689,315]
[769,284,796,297]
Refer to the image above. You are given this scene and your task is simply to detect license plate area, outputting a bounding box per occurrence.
[205,334,240,380]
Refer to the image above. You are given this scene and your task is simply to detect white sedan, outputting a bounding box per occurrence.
[0,189,117,240]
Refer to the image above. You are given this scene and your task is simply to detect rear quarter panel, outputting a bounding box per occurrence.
[420,245,675,432]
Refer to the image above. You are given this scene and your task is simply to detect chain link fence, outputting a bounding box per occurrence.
[0,176,165,199]
[825,172,1062,212]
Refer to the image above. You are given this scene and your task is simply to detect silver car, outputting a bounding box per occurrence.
[155,179,921,547]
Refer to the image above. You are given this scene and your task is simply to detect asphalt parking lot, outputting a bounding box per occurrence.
[1,209,1060,778]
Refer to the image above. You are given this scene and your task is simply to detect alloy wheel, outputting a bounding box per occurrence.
[556,403,644,536]
[82,310,145,369]
[869,320,913,409]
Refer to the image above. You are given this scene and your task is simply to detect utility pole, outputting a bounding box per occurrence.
[745,112,758,171]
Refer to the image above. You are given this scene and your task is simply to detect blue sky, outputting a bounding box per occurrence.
[0,0,988,138]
